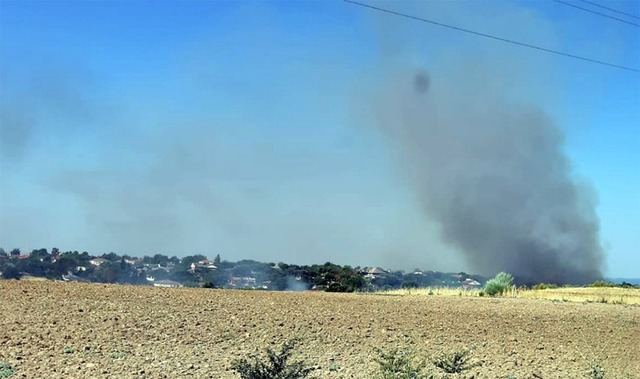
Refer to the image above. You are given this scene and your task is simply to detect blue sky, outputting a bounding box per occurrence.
[0,0,638,277]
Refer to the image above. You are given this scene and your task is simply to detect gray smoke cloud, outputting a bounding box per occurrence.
[371,67,604,284]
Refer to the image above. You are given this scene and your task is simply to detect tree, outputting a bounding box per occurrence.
[181,255,207,266]
[101,252,120,262]
[53,255,79,276]
[30,248,50,262]
[214,254,221,266]
[2,265,22,279]
[152,254,170,265]
[203,269,229,288]
[10,248,20,257]
[94,261,124,283]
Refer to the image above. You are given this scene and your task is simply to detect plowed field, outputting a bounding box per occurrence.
[1,281,638,378]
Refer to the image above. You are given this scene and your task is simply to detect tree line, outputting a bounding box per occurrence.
[0,247,484,292]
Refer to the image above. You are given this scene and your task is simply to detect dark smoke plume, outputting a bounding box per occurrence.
[372,69,604,284]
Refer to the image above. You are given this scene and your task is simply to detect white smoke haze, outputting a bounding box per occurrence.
[285,276,309,291]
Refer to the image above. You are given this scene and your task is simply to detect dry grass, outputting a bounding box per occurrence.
[376,287,483,297]
[518,286,640,305]
[377,286,640,305]
[19,275,48,281]
[377,286,520,298]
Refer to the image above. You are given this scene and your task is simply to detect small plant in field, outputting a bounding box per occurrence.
[588,362,605,379]
[63,346,74,354]
[375,348,433,379]
[231,340,316,379]
[328,361,340,372]
[110,351,127,360]
[484,272,514,296]
[0,362,15,379]
[432,349,479,373]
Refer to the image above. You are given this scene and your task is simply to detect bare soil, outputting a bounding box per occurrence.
[1,281,638,378]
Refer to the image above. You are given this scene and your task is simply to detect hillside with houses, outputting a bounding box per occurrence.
[0,247,486,292]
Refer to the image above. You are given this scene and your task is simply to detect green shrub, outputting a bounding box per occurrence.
[484,272,514,296]
[0,362,14,379]
[433,349,479,373]
[110,351,127,360]
[375,348,433,379]
[532,283,558,290]
[231,340,316,379]
[588,362,605,379]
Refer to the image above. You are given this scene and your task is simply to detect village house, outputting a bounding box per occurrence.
[361,267,389,280]
[189,260,217,273]
[123,258,137,265]
[89,258,108,267]
[462,278,482,289]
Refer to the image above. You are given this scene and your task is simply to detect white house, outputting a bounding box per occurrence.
[362,267,389,280]
[89,258,108,267]
[462,278,481,289]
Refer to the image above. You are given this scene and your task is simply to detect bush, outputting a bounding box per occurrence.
[1,265,21,280]
[0,362,14,379]
[483,272,514,296]
[532,283,558,290]
[432,349,479,374]
[231,340,316,379]
[375,348,432,379]
[588,362,605,379]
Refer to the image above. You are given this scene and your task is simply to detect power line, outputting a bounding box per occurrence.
[577,0,640,20]
[553,0,640,27]
[344,0,640,73]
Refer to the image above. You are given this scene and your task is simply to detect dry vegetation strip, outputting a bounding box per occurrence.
[378,286,640,305]
[518,287,640,305]
[1,281,639,378]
